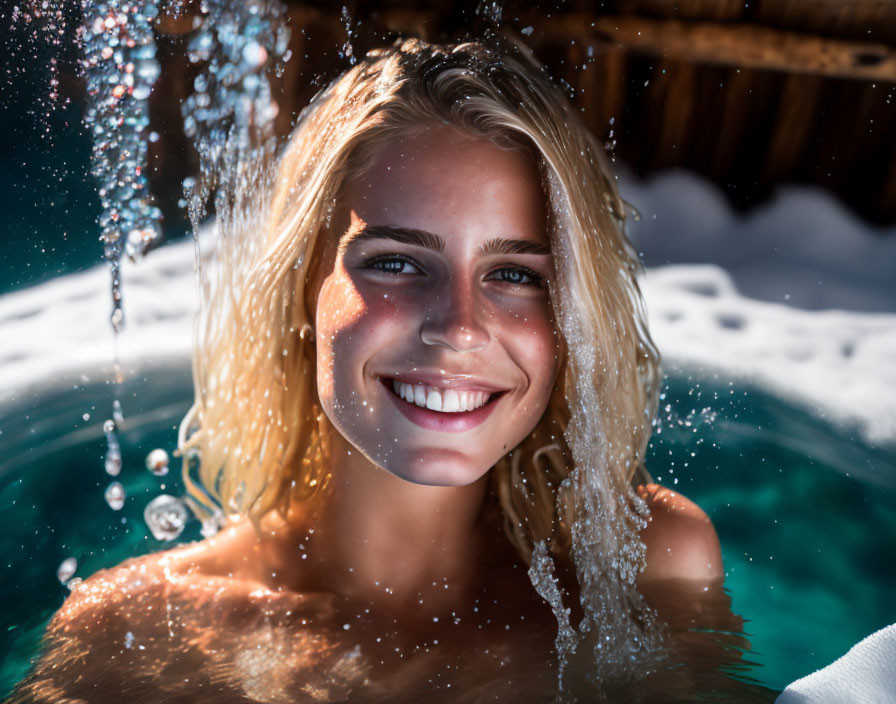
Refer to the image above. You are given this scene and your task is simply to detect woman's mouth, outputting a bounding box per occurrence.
[388,379,499,413]
[378,377,507,432]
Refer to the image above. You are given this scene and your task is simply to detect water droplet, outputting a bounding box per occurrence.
[145,448,169,476]
[105,481,126,510]
[144,494,188,541]
[110,307,124,331]
[242,40,267,67]
[57,557,77,584]
[200,509,226,538]
[104,445,122,476]
[112,399,124,424]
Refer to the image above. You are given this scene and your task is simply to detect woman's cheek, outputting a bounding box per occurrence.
[361,287,407,321]
[503,302,559,395]
[315,271,369,405]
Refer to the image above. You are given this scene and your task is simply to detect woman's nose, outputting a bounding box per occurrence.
[419,280,490,353]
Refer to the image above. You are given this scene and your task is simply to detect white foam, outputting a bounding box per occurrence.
[0,236,201,401]
[641,264,896,445]
[619,166,896,313]
[0,228,893,445]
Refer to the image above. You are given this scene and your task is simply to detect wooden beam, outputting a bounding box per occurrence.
[589,16,896,82]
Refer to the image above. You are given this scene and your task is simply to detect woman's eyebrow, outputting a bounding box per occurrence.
[479,237,551,256]
[340,224,551,256]
[341,224,445,253]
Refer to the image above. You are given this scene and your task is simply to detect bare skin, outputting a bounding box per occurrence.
[9,488,762,703]
[10,128,774,702]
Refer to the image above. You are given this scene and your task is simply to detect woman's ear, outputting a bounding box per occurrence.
[299,323,315,342]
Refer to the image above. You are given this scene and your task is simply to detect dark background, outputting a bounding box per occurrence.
[2,0,894,294]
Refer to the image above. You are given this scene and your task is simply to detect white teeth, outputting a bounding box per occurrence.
[442,389,460,412]
[390,379,492,413]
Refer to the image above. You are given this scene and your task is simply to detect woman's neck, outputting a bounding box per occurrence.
[273,429,496,613]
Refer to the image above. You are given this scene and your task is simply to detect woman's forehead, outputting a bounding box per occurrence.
[337,125,550,248]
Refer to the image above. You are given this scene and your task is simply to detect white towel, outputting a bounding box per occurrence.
[776,624,896,704]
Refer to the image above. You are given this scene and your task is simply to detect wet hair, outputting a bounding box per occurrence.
[179,37,662,663]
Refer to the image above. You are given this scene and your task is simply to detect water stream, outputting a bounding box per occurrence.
[69,0,289,539]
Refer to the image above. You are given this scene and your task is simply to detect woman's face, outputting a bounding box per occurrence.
[313,125,560,486]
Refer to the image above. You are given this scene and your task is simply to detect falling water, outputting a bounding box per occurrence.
[6,2,76,122]
[338,5,356,66]
[145,447,170,476]
[144,494,189,541]
[78,0,162,512]
[56,557,78,586]
[528,540,579,694]
[79,0,162,320]
[73,0,288,529]
[180,0,289,232]
[533,170,666,693]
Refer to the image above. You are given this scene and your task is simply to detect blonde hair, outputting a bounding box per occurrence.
[179,37,661,658]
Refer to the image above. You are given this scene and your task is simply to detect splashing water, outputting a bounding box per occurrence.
[144,494,188,541]
[102,418,122,476]
[72,0,288,533]
[476,0,503,25]
[79,0,162,322]
[338,5,356,66]
[112,398,124,424]
[528,541,578,694]
[180,0,289,232]
[170,0,288,532]
[532,170,665,690]
[5,2,76,125]
[78,0,163,510]
[199,507,227,538]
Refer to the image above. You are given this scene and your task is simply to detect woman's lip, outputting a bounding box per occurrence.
[379,377,505,433]
[381,372,509,394]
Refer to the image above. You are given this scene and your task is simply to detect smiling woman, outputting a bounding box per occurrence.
[9,37,743,703]
[312,125,559,486]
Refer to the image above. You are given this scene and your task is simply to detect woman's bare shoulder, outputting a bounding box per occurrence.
[48,550,177,634]
[9,526,273,703]
[6,550,180,702]
[51,517,272,624]
[635,483,724,583]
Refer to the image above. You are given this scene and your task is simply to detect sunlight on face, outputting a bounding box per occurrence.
[314,125,560,486]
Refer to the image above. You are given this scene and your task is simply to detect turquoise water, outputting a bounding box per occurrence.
[0,366,894,696]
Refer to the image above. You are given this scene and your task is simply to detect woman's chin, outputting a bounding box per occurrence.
[378,451,492,488]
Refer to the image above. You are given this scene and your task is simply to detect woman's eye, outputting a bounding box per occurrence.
[486,267,544,288]
[364,255,422,276]
[362,257,543,288]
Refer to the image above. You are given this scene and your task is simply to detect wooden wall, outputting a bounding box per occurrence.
[151,0,896,225]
